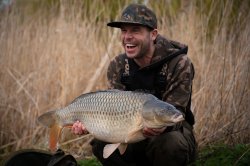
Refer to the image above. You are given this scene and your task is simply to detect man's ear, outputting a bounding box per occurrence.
[151,29,158,41]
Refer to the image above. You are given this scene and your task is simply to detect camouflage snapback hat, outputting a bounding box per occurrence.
[107,4,157,29]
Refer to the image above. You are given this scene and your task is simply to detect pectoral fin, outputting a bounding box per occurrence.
[124,118,144,143]
[49,124,63,152]
[125,129,144,143]
[103,143,120,159]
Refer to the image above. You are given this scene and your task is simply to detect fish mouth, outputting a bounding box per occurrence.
[170,114,184,123]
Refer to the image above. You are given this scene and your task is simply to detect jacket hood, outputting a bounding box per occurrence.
[151,35,188,64]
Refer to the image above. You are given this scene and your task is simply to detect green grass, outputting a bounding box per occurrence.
[78,157,101,166]
[77,144,250,166]
[191,144,250,166]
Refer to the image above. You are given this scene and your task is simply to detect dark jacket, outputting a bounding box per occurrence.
[107,35,195,124]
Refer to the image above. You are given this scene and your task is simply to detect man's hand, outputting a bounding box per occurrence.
[142,126,167,137]
[71,120,89,135]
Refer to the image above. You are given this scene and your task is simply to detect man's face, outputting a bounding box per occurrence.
[120,24,157,59]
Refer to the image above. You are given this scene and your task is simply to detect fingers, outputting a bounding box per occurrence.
[152,127,167,133]
[72,120,88,135]
[143,128,155,137]
[142,127,167,137]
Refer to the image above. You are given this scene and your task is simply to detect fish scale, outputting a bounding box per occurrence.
[38,90,184,158]
[66,91,143,142]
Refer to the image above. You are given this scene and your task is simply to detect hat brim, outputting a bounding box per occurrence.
[107,21,153,29]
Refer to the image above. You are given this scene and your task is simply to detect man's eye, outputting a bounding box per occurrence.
[132,28,140,33]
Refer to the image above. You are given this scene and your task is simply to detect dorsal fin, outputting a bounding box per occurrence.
[37,110,57,127]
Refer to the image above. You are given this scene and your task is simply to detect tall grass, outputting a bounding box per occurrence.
[153,0,250,146]
[0,0,249,160]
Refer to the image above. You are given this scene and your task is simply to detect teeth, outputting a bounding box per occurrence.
[126,44,136,47]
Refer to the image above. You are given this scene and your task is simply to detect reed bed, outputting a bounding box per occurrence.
[0,0,249,160]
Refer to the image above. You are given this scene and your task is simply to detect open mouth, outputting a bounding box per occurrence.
[126,44,136,49]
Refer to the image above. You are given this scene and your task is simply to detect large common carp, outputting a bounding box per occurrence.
[38,90,184,158]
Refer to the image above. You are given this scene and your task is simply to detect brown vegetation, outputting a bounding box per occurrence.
[0,0,249,160]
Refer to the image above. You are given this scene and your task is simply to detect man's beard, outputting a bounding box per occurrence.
[134,39,151,59]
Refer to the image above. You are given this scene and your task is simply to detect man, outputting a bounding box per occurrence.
[72,4,196,166]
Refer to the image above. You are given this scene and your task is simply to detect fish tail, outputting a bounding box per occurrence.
[49,124,63,152]
[38,110,67,152]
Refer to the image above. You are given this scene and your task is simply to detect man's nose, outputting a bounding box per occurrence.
[124,31,133,39]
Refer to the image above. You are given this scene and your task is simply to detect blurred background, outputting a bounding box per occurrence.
[0,0,249,164]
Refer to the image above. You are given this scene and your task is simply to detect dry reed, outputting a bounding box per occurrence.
[0,0,249,160]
